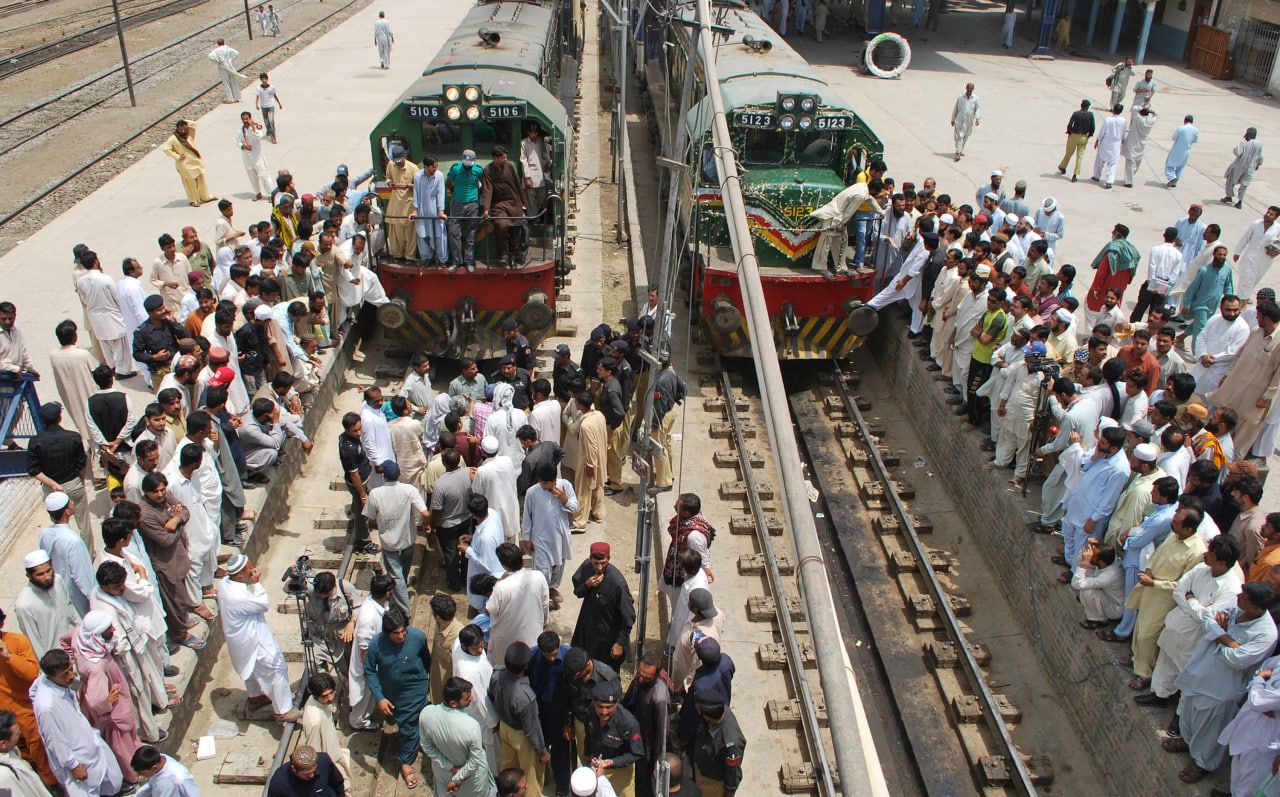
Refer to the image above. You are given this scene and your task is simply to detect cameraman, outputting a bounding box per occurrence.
[303,571,363,676]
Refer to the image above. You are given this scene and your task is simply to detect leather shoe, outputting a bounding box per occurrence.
[926,363,942,372]
[1134,693,1168,707]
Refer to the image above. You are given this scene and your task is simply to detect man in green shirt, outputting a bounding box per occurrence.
[964,286,1008,427]
[447,149,486,271]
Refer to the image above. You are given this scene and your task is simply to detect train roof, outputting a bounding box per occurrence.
[668,0,837,109]
[385,1,568,131]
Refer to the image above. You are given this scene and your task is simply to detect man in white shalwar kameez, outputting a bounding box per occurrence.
[485,549,549,668]
[1218,653,1280,797]
[49,333,101,493]
[473,437,520,547]
[804,183,880,276]
[463,500,505,612]
[89,561,169,744]
[0,710,47,797]
[116,261,149,376]
[950,84,980,161]
[74,256,130,376]
[237,113,272,201]
[1059,428,1130,579]
[452,627,498,772]
[949,266,992,399]
[1224,127,1265,208]
[521,467,579,594]
[1148,537,1245,701]
[130,746,200,797]
[15,552,81,658]
[991,341,1046,483]
[1234,207,1280,300]
[373,12,394,68]
[419,677,494,797]
[30,652,123,797]
[207,40,243,103]
[413,158,448,264]
[1121,107,1158,188]
[216,555,300,721]
[665,551,709,649]
[359,388,395,491]
[164,444,217,595]
[1191,298,1250,394]
[348,573,392,730]
[867,231,939,334]
[1037,382,1101,528]
[1092,105,1128,188]
[1171,583,1278,781]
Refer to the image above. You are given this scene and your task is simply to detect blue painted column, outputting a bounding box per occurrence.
[1032,0,1061,54]
[1109,0,1128,54]
[1135,0,1156,63]
[1085,0,1102,44]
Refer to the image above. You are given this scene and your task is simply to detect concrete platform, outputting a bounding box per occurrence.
[0,0,470,560]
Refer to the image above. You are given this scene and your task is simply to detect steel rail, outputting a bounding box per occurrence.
[690,0,879,791]
[829,360,1038,795]
[719,364,833,795]
[0,0,365,230]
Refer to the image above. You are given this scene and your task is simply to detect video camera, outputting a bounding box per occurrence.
[281,555,314,596]
[1025,353,1060,377]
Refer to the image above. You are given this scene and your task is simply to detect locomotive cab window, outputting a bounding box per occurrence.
[796,132,837,166]
[742,128,786,164]
[420,122,465,163]
[472,118,517,148]
[379,135,411,164]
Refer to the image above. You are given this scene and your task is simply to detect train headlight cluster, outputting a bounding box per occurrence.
[445,86,461,102]
[465,105,481,120]
[446,105,462,121]
[798,116,813,130]
[780,96,796,112]
[776,92,820,132]
[779,115,796,130]
[464,86,481,102]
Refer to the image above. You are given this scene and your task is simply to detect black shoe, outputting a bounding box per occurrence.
[1236,201,1243,209]
[1167,714,1181,737]
[604,487,623,496]
[647,485,673,495]
[926,363,942,372]
[1071,175,1077,183]
[1134,692,1168,707]
[355,541,380,555]
[163,665,179,677]
[943,386,960,395]
[980,440,996,452]
[917,352,933,361]
[226,535,247,548]
[1057,166,1066,175]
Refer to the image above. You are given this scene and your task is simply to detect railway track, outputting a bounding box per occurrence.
[0,0,314,161]
[0,0,210,79]
[784,360,1053,796]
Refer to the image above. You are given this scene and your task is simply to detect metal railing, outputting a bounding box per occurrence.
[0,374,43,479]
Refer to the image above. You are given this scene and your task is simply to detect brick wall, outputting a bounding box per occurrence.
[869,313,1211,797]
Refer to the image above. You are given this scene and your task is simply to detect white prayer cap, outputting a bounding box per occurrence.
[1098,417,1119,432]
[23,549,50,569]
[481,436,500,455]
[81,610,112,635]
[1004,213,1019,225]
[1054,308,1073,324]
[1004,288,1016,301]
[254,304,274,320]
[940,213,954,225]
[974,264,992,279]
[44,492,69,513]
[570,768,599,796]
[990,169,1003,177]
[984,191,1000,202]
[225,554,249,575]
[1043,197,1058,212]
[1133,443,1159,462]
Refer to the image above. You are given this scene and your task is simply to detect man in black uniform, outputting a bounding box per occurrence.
[585,680,645,796]
[337,412,376,553]
[502,318,535,371]
[490,642,551,797]
[489,354,533,410]
[607,339,634,407]
[563,647,620,762]
[581,325,611,385]
[597,359,627,494]
[552,344,586,404]
[691,700,744,797]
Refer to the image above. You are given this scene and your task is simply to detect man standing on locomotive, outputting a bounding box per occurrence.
[413,156,448,265]
[521,123,551,224]
[482,146,527,269]
[448,150,485,273]
[384,144,419,260]
[805,180,886,278]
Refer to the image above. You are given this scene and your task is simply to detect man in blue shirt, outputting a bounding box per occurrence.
[447,150,485,271]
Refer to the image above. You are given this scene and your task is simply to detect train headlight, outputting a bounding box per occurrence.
[798,115,813,130]
[799,96,816,112]
[445,86,461,102]
[446,105,462,121]
[779,114,795,130]
[465,105,481,120]
[780,96,796,112]
[464,86,481,102]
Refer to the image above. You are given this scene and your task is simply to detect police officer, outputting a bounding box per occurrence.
[490,642,551,797]
[552,344,586,404]
[502,318,535,371]
[488,353,533,410]
[563,647,620,762]
[690,700,745,797]
[586,680,644,797]
[581,325,611,385]
[607,339,634,407]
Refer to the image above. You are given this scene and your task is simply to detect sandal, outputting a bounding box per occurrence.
[401,767,420,789]
[1117,655,1134,666]
[180,635,206,650]
[1127,676,1151,690]
[241,509,259,521]
[1178,764,1207,783]
[166,695,182,709]
[1097,630,1131,643]
[1079,619,1108,630]
[1162,737,1190,753]
[1056,571,1072,585]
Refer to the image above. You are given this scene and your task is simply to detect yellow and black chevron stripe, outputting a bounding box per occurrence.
[707,316,864,360]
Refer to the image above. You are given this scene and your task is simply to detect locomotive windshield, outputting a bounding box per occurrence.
[740,129,840,168]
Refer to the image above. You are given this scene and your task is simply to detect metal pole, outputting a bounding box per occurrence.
[245,0,254,39]
[110,0,137,107]
[617,0,629,238]
[692,0,880,793]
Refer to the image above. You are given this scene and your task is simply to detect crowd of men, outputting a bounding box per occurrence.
[0,149,714,794]
[842,96,1280,788]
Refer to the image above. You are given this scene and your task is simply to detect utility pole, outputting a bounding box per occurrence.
[245,0,254,39]
[110,0,137,106]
